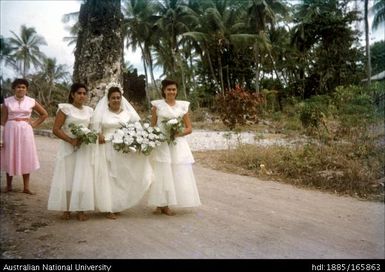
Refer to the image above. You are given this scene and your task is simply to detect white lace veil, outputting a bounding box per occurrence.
[91,82,141,132]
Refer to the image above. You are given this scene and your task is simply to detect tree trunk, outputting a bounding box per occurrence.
[218,54,225,95]
[204,44,218,88]
[364,0,371,87]
[73,0,124,107]
[254,43,260,94]
[145,45,161,97]
[139,43,151,106]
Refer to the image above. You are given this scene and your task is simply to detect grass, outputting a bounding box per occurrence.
[194,121,384,202]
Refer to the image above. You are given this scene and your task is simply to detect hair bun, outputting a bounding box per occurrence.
[105,82,124,96]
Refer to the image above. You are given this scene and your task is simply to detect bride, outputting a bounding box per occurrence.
[92,83,152,219]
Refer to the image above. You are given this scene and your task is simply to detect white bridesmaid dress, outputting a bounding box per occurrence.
[148,99,201,208]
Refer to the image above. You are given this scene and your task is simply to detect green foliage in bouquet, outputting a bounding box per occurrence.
[161,118,185,145]
[68,123,98,144]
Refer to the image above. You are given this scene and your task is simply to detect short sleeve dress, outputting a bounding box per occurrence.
[1,96,40,176]
[148,99,201,208]
[47,103,95,212]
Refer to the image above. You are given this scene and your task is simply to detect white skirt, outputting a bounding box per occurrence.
[48,142,95,211]
[148,137,201,207]
[94,142,153,213]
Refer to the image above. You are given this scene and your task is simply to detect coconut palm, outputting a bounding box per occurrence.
[8,25,47,77]
[244,0,288,93]
[154,0,199,79]
[371,0,385,30]
[123,0,160,99]
[364,0,371,86]
[0,36,17,71]
[31,57,70,108]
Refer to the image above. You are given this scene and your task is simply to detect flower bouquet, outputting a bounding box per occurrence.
[112,121,165,155]
[68,123,98,150]
[161,117,184,145]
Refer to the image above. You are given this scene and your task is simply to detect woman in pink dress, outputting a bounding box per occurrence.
[0,78,48,194]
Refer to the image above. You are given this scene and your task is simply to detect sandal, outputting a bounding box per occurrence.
[60,211,71,220]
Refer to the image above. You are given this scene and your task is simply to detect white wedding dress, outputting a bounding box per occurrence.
[148,99,201,207]
[48,103,95,212]
[93,109,153,213]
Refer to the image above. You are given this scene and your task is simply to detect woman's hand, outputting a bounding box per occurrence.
[176,113,192,137]
[99,134,106,144]
[69,138,80,147]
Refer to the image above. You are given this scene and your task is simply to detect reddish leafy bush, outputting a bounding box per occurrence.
[215,85,264,130]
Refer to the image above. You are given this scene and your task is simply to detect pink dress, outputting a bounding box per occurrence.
[1,96,40,176]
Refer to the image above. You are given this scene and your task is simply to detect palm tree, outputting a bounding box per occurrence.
[183,0,246,94]
[371,0,385,30]
[62,13,81,48]
[364,0,371,87]
[244,0,288,93]
[0,36,17,72]
[123,0,160,100]
[154,0,199,85]
[36,57,70,106]
[8,25,47,77]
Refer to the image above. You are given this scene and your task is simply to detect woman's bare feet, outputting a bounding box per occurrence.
[153,207,162,215]
[60,211,71,220]
[76,212,89,221]
[22,189,35,195]
[105,213,117,220]
[161,207,176,216]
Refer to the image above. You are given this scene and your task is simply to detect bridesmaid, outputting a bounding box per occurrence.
[47,83,95,221]
[0,78,48,194]
[148,79,201,215]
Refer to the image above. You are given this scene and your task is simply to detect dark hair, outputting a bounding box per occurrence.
[12,78,29,89]
[68,83,88,103]
[107,87,122,100]
[161,79,178,98]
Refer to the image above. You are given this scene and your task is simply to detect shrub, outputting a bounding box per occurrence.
[215,85,264,130]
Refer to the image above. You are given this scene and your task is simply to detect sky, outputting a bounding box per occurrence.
[0,0,145,80]
[1,0,384,80]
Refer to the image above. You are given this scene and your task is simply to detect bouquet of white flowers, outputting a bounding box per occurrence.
[68,123,98,145]
[112,121,165,155]
[161,117,184,145]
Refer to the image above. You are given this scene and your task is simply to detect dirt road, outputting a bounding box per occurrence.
[0,136,384,259]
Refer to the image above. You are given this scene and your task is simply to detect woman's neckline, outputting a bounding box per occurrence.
[14,95,25,102]
[165,100,176,107]
[109,108,122,114]
[72,103,83,110]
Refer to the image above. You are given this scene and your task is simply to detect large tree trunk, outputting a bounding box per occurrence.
[364,0,371,87]
[73,0,123,107]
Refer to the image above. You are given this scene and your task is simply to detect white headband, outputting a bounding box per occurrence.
[105,82,124,96]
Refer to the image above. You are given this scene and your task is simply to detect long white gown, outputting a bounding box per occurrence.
[48,103,95,212]
[148,99,201,208]
[93,109,153,213]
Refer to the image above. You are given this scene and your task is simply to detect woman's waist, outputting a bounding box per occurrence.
[103,130,118,141]
[7,118,30,122]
